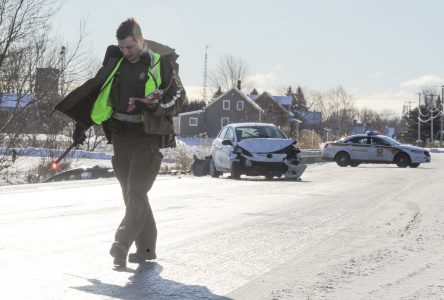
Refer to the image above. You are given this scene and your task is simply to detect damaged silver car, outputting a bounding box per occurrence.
[210,123,306,180]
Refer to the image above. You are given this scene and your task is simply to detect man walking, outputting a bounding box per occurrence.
[55,18,185,269]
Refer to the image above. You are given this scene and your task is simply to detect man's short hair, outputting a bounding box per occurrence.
[116,18,142,40]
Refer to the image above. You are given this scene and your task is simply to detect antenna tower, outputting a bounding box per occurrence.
[203,45,209,101]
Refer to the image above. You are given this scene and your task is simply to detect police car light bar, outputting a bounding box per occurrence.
[366,130,381,136]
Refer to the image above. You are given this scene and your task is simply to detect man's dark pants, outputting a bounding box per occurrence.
[111,133,162,259]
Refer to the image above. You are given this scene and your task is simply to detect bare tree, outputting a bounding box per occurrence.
[209,54,249,93]
[0,0,60,69]
[0,0,97,173]
[323,86,358,135]
[305,89,325,115]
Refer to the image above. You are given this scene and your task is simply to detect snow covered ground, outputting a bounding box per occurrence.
[0,136,212,185]
[0,152,443,299]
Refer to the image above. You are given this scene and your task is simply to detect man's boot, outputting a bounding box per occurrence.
[110,241,128,269]
[128,250,156,263]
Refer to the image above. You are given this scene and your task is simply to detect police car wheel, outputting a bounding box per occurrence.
[409,163,420,168]
[335,152,351,167]
[395,152,410,168]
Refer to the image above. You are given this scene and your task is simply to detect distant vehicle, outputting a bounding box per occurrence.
[210,122,306,180]
[322,131,431,168]
[44,165,114,182]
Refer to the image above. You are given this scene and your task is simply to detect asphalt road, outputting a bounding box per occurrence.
[0,154,443,299]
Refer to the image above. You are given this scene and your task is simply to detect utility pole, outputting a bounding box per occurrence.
[324,127,331,142]
[441,86,444,146]
[403,100,414,116]
[407,100,413,112]
[202,45,209,102]
[427,93,437,146]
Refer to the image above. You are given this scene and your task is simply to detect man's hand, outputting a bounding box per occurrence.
[127,97,158,113]
[73,123,87,146]
[127,90,163,113]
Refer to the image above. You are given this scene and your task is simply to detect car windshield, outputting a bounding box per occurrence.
[235,126,286,141]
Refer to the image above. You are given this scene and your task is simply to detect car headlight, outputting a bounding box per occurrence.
[292,145,301,153]
[235,146,252,157]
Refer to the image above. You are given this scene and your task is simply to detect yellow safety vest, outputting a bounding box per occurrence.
[91,50,162,125]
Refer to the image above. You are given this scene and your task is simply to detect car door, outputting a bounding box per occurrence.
[368,137,392,162]
[347,136,370,160]
[212,127,227,169]
[218,127,236,170]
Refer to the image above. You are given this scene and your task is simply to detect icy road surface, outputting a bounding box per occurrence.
[0,155,443,299]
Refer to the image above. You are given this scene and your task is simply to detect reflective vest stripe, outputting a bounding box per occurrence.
[159,71,183,109]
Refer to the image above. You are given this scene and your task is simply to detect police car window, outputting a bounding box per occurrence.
[371,137,388,146]
[349,137,369,144]
[381,136,401,145]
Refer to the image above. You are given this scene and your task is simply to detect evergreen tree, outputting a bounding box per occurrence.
[287,86,308,120]
[250,88,259,95]
[285,86,293,97]
[293,86,308,113]
[180,97,206,113]
[212,86,223,99]
[402,104,441,144]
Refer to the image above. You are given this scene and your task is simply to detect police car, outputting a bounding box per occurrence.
[322,131,431,168]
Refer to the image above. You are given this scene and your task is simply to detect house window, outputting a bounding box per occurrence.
[221,117,229,128]
[236,101,244,111]
[268,104,273,113]
[189,117,198,127]
[223,100,230,110]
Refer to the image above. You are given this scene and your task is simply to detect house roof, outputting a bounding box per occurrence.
[178,109,204,116]
[252,92,294,117]
[0,93,34,108]
[206,87,263,112]
[248,94,292,107]
[273,96,292,106]
[300,111,322,124]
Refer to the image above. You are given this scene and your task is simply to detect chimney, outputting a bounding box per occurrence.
[237,80,241,90]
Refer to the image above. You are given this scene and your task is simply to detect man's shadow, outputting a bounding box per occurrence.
[72,262,232,300]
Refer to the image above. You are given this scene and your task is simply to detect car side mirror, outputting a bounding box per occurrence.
[221,139,233,146]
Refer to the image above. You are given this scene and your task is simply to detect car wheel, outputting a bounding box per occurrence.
[395,152,410,168]
[350,161,360,167]
[335,152,351,167]
[409,163,420,168]
[265,174,274,180]
[209,157,221,178]
[231,162,242,179]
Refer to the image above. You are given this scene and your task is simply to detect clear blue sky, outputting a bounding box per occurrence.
[54,0,444,114]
